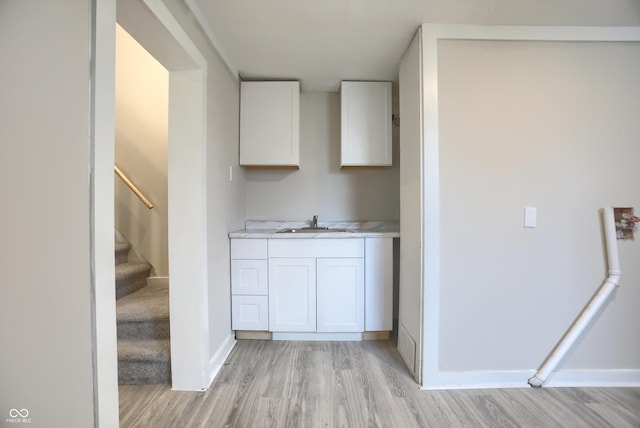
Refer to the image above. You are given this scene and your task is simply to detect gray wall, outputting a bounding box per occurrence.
[437,40,640,373]
[0,1,95,426]
[245,91,400,222]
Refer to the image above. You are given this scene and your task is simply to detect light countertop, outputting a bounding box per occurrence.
[229,220,399,239]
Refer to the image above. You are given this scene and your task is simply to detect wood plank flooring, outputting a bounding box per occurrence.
[119,340,640,427]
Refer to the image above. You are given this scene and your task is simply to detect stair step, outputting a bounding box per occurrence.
[117,285,169,340]
[116,262,152,299]
[118,338,171,385]
[115,241,131,266]
[114,237,169,385]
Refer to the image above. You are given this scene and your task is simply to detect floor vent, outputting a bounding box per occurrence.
[398,324,416,374]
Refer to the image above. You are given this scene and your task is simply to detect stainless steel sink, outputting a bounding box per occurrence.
[276,227,351,233]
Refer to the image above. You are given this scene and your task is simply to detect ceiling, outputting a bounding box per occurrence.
[189,0,640,92]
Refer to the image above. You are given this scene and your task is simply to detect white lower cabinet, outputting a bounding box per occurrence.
[268,239,365,334]
[268,258,316,332]
[231,237,393,336]
[316,258,364,332]
[231,239,269,331]
[364,238,393,331]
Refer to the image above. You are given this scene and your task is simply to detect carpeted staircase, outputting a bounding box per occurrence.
[115,240,171,384]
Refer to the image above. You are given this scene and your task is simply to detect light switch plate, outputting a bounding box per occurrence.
[524,207,537,228]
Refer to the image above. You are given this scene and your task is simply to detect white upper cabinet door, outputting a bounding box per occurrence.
[341,81,392,166]
[240,81,300,167]
[316,258,364,333]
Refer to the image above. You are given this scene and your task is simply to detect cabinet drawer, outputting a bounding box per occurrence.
[231,260,268,295]
[232,295,268,330]
[231,238,267,259]
[269,238,364,258]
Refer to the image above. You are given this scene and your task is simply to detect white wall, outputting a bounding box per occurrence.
[0,1,96,426]
[437,39,640,380]
[115,0,243,389]
[398,31,423,382]
[93,1,120,425]
[245,91,400,222]
[203,45,245,362]
[115,24,169,276]
[158,0,244,388]
[167,67,211,388]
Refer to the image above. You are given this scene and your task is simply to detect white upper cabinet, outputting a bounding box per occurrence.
[240,81,300,167]
[341,81,392,166]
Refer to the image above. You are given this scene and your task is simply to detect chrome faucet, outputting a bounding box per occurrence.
[312,215,318,228]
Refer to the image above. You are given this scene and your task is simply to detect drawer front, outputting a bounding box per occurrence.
[268,238,364,258]
[232,295,269,330]
[231,238,268,259]
[231,260,268,295]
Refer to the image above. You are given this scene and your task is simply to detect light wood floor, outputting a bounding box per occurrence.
[119,340,640,427]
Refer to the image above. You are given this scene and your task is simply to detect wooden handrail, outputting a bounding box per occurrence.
[114,165,154,209]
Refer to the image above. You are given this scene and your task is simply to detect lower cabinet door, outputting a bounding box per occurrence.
[269,258,316,332]
[364,237,393,331]
[232,295,268,330]
[316,258,364,332]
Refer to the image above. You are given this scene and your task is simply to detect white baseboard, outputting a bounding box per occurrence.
[544,369,640,387]
[272,332,363,341]
[422,369,640,390]
[206,333,236,388]
[422,370,535,390]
